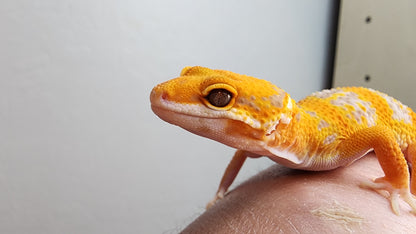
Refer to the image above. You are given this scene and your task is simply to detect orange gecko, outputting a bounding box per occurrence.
[150,66,416,215]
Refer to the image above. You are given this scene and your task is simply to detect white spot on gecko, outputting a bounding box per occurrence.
[330,92,376,127]
[295,112,301,122]
[237,97,261,111]
[280,113,291,124]
[306,111,317,117]
[318,120,330,130]
[229,108,262,129]
[311,88,345,99]
[286,97,293,110]
[323,134,337,145]
[378,92,412,124]
[269,93,286,108]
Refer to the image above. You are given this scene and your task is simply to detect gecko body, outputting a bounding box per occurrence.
[150,66,416,214]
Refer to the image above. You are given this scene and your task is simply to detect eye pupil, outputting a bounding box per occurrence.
[207,89,232,107]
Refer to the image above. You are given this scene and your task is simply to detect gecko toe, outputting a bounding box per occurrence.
[360,178,416,215]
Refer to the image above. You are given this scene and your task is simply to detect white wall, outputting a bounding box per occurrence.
[0,1,336,233]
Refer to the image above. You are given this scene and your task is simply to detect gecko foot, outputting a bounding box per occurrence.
[206,192,225,209]
[360,179,416,215]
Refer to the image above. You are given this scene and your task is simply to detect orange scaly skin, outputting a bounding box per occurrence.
[150,66,416,215]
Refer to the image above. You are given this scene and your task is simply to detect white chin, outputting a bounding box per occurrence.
[152,105,225,136]
[151,105,269,155]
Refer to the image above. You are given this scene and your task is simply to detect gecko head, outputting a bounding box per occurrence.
[150,66,296,151]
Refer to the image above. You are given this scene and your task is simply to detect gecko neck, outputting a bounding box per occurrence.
[261,105,328,169]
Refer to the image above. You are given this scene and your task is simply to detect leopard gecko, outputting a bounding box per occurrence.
[150,66,416,215]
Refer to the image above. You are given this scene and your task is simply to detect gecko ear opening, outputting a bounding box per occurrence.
[202,84,237,110]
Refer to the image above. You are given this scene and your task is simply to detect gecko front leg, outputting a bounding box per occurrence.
[206,150,260,209]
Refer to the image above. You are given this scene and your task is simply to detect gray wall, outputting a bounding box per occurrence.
[0,1,336,233]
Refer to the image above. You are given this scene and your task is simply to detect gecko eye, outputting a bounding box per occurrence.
[202,83,236,110]
[206,89,233,107]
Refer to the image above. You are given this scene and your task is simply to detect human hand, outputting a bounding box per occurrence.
[182,153,414,233]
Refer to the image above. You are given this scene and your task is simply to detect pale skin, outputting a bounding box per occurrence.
[182,154,414,233]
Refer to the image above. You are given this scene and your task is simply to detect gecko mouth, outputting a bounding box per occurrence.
[151,102,236,143]
[151,103,222,128]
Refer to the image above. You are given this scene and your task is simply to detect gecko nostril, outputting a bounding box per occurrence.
[161,91,168,100]
[150,86,166,103]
